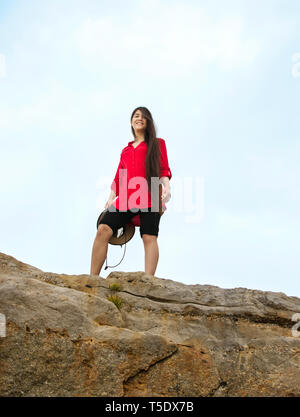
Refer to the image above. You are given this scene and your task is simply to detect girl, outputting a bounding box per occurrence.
[90,106,172,276]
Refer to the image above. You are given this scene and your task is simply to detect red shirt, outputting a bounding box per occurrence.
[111,137,172,212]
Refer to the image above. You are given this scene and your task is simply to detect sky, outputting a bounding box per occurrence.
[0,0,300,297]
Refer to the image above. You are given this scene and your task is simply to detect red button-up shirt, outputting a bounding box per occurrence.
[111,137,172,212]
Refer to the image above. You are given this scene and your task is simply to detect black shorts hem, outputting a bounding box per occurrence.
[140,230,159,238]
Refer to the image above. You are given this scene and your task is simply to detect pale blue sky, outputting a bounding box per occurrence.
[0,0,300,297]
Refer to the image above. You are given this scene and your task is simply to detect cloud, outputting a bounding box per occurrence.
[0,53,6,78]
[0,80,120,133]
[75,3,262,77]
[0,147,47,193]
[247,152,300,194]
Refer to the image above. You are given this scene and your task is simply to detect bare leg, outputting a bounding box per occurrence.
[142,234,159,276]
[90,224,113,276]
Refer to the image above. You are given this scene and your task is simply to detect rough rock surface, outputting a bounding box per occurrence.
[0,252,299,397]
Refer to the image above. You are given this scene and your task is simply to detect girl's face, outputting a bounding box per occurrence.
[131,110,147,132]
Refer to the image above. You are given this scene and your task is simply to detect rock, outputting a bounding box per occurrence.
[0,251,299,397]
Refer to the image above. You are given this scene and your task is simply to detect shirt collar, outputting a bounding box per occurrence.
[128,140,146,147]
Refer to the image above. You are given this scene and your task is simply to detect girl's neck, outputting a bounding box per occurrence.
[134,135,145,142]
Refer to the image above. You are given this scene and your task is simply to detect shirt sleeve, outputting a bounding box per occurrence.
[159,138,172,180]
[111,154,123,197]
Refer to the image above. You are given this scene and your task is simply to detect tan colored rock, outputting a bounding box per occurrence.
[0,252,299,397]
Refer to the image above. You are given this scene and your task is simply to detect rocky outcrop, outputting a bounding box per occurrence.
[0,252,299,397]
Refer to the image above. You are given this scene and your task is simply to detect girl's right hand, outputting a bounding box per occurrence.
[104,198,114,210]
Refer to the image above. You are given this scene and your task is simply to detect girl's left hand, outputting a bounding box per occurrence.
[161,186,171,203]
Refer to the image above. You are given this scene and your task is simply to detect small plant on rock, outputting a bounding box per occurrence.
[107,294,123,309]
[109,283,121,292]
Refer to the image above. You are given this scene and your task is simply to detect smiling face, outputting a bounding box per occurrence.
[131,109,147,134]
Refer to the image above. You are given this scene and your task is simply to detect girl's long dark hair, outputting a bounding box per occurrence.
[130,106,161,207]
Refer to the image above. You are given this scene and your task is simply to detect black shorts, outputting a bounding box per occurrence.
[98,206,161,238]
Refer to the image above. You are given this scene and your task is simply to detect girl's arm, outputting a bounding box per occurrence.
[161,176,171,203]
[159,138,172,203]
[104,189,116,209]
[108,189,116,200]
[105,154,122,209]
[161,176,170,190]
